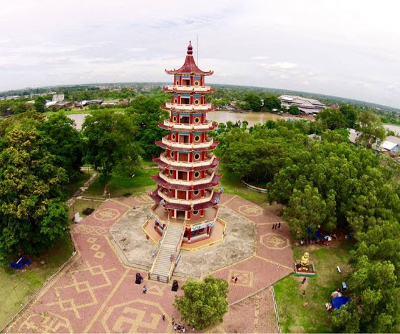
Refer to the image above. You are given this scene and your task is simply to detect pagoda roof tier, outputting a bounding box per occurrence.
[158,120,217,132]
[165,41,213,76]
[163,85,214,94]
[150,173,221,190]
[155,138,219,152]
[148,189,222,211]
[162,102,215,112]
[153,156,220,171]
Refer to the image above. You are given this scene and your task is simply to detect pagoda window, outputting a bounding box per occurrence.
[182,79,190,86]
[180,116,189,124]
[177,191,186,200]
[172,115,177,122]
[194,99,200,105]
[178,171,187,180]
[194,80,200,86]
[181,97,190,105]
[194,135,201,143]
[193,153,201,161]
[193,190,199,196]
[177,211,185,219]
[194,117,201,124]
[194,171,201,179]
[193,210,199,216]
[179,153,188,162]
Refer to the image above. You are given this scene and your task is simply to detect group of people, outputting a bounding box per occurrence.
[231,276,238,283]
[271,222,281,229]
[171,318,186,332]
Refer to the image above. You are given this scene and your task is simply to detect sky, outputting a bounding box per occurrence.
[1,0,400,108]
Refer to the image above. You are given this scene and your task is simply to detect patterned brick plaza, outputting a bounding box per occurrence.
[6,194,293,333]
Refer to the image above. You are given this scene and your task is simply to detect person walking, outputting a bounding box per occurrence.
[142,285,147,294]
[302,290,306,297]
[162,314,166,321]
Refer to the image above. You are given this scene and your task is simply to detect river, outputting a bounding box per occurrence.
[67,111,400,135]
[68,111,281,130]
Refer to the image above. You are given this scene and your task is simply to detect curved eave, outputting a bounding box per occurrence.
[165,69,214,76]
[153,157,220,171]
[155,141,219,152]
[150,174,221,190]
[157,123,217,132]
[148,190,222,211]
[161,106,216,113]
[163,87,215,94]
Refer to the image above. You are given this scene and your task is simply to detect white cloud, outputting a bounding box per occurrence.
[259,62,298,71]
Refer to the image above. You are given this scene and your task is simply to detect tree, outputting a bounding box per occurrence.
[82,109,141,186]
[288,105,300,115]
[0,126,69,256]
[283,185,336,239]
[34,96,46,113]
[355,111,386,149]
[128,95,169,159]
[263,95,281,112]
[243,93,262,112]
[39,112,83,180]
[174,276,228,330]
[316,108,347,130]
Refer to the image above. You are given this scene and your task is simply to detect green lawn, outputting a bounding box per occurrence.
[0,235,74,330]
[218,168,268,205]
[84,166,158,198]
[274,240,354,333]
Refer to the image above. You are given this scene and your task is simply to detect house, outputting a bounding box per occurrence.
[379,136,400,155]
[279,95,325,116]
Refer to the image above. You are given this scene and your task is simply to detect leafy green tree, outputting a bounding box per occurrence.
[243,93,262,112]
[283,185,336,239]
[288,105,300,115]
[263,95,281,112]
[355,111,386,149]
[316,108,347,130]
[0,126,69,256]
[174,276,228,330]
[82,109,141,186]
[128,95,169,159]
[340,105,358,128]
[34,96,46,112]
[39,112,83,180]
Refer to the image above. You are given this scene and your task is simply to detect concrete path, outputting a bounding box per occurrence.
[6,194,293,333]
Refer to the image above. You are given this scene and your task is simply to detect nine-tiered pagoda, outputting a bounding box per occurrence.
[148,41,222,244]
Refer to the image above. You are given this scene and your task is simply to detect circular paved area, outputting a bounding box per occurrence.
[6,194,293,333]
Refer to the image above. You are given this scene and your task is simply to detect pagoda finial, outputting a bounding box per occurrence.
[187,41,193,55]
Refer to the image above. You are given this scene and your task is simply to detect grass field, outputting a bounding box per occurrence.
[0,235,74,330]
[274,239,354,333]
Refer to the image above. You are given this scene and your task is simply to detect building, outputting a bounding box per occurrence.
[149,41,222,242]
[147,42,223,282]
[279,95,325,115]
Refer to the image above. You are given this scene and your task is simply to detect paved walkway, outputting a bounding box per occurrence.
[6,194,293,333]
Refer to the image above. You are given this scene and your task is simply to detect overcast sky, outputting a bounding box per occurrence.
[1,0,400,108]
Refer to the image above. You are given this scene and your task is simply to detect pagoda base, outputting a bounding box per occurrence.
[142,216,226,251]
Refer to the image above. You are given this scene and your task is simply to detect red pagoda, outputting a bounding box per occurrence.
[148,42,222,246]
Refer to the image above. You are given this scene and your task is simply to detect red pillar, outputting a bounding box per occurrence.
[187,228,191,241]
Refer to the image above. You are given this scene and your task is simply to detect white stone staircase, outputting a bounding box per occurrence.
[149,223,185,283]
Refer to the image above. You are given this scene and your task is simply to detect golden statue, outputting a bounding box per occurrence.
[300,252,310,271]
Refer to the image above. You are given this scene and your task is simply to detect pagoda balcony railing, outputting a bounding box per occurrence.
[158,189,213,206]
[164,85,212,92]
[161,137,213,150]
[159,171,215,187]
[159,154,216,168]
[165,102,212,111]
[163,120,214,131]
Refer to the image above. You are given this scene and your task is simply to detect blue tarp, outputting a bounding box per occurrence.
[314,230,323,239]
[331,296,350,310]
